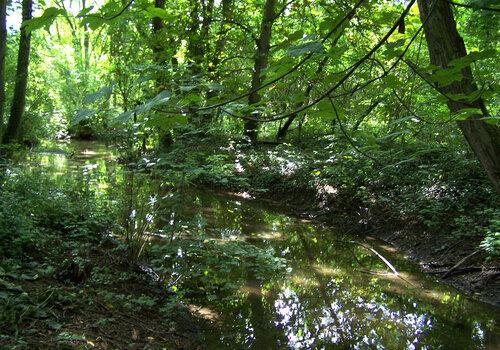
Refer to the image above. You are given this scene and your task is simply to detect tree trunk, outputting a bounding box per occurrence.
[3,0,33,144]
[0,0,7,129]
[205,0,232,126]
[276,56,329,141]
[245,0,276,144]
[417,0,500,192]
[151,0,172,148]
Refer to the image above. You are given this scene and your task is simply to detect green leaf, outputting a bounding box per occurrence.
[449,49,496,70]
[111,110,134,125]
[452,108,483,120]
[287,41,324,56]
[480,116,500,125]
[77,6,94,17]
[428,67,462,87]
[71,109,96,125]
[81,16,105,31]
[22,7,65,33]
[144,6,175,21]
[136,91,172,114]
[286,30,304,42]
[83,85,113,104]
[147,114,188,130]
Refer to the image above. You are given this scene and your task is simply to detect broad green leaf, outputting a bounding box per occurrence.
[146,114,188,130]
[287,41,324,56]
[71,109,96,125]
[83,85,113,104]
[447,89,484,103]
[81,16,105,30]
[180,85,197,92]
[179,93,202,106]
[205,83,224,91]
[22,7,65,33]
[428,67,462,87]
[449,49,497,70]
[144,6,176,21]
[286,30,304,42]
[480,115,500,125]
[452,108,483,120]
[136,91,172,113]
[77,6,94,17]
[111,111,134,125]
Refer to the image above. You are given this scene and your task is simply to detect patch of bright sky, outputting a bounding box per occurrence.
[7,0,105,32]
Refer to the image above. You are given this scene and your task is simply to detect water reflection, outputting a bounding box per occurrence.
[23,141,500,349]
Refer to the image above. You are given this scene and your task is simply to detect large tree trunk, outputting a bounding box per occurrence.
[3,0,33,144]
[0,0,7,129]
[417,0,500,192]
[244,0,276,144]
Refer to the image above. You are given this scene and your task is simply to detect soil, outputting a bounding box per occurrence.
[0,234,203,350]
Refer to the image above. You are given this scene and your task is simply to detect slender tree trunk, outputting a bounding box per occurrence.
[276,56,329,141]
[82,0,90,72]
[151,0,173,148]
[417,0,500,192]
[209,0,232,74]
[205,0,232,125]
[0,0,7,129]
[245,0,276,144]
[3,0,33,144]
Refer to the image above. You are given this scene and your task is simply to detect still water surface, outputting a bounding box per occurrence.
[27,141,499,349]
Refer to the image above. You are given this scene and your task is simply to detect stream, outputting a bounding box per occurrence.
[26,141,499,349]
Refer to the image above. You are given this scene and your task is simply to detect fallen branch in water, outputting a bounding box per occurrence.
[443,249,481,279]
[339,240,399,276]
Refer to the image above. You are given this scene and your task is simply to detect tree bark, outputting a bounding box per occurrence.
[151,0,173,148]
[417,0,500,192]
[3,0,33,144]
[0,0,7,129]
[245,0,276,144]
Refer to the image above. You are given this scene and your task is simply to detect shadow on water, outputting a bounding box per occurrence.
[25,141,500,349]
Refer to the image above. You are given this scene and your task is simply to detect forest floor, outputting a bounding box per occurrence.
[0,231,203,349]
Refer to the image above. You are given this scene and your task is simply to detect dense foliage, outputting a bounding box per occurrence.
[0,0,499,348]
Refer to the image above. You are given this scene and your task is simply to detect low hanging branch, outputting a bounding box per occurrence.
[219,0,424,124]
[88,0,135,21]
[197,0,367,112]
[448,0,500,12]
[328,95,382,165]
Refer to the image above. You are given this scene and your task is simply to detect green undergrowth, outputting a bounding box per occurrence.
[146,133,499,259]
[0,163,199,349]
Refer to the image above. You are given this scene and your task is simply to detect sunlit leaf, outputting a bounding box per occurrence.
[71,109,96,125]
[287,41,324,56]
[136,91,172,113]
[22,7,65,33]
[83,85,113,104]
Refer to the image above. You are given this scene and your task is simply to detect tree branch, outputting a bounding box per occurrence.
[448,0,500,12]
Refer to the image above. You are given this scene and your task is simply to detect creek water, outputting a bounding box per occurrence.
[26,141,499,349]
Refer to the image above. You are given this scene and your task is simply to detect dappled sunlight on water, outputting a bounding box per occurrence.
[24,141,500,349]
